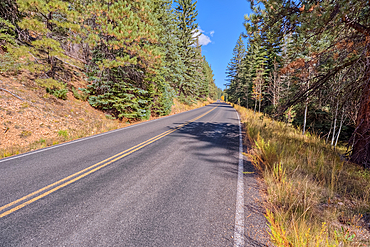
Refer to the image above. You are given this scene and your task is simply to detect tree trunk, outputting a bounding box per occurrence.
[326,119,333,144]
[254,97,257,114]
[350,79,370,168]
[302,103,308,135]
[331,100,339,146]
[258,97,261,113]
[335,108,345,147]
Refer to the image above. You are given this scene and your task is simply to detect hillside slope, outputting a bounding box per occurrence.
[0,72,211,158]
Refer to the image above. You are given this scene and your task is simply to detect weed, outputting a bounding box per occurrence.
[0,52,21,74]
[47,87,68,100]
[105,114,116,120]
[19,130,32,138]
[35,78,68,100]
[57,130,68,139]
[21,102,29,108]
[335,226,356,243]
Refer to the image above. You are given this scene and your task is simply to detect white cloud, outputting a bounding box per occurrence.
[192,27,212,46]
[198,33,211,46]
[210,31,215,37]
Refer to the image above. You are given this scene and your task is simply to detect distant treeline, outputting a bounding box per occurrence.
[0,0,221,119]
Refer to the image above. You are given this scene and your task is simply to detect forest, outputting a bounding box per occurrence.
[225,0,370,167]
[0,0,220,120]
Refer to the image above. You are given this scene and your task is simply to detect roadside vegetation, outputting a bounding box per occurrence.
[225,0,369,168]
[0,0,222,120]
[0,0,221,158]
[0,81,213,159]
[233,103,370,246]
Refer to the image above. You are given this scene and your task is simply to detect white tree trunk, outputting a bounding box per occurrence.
[335,108,345,147]
[331,100,339,146]
[302,103,308,135]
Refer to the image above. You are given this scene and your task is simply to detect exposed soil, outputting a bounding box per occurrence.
[0,70,127,157]
[0,70,212,158]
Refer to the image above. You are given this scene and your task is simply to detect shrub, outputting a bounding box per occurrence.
[57,130,68,139]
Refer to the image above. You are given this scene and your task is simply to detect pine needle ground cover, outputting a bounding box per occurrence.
[233,104,370,246]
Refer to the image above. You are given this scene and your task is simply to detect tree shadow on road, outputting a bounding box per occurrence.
[168,119,271,246]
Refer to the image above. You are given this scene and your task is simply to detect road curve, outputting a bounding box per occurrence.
[0,102,268,246]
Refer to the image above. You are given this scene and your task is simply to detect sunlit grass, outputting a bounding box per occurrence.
[1,99,213,159]
[233,104,370,246]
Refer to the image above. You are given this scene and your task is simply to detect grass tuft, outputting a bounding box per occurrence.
[233,104,370,246]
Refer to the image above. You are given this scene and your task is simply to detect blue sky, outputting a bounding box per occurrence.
[195,1,252,90]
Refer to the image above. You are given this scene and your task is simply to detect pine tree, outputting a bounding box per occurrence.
[225,34,246,104]
[174,0,202,101]
[199,56,215,99]
[245,0,370,166]
[16,0,79,83]
[84,0,163,120]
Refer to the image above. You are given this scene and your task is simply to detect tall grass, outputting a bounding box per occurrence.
[233,104,370,246]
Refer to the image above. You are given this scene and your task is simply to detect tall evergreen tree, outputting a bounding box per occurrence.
[225,34,246,104]
[174,0,202,101]
[84,0,162,120]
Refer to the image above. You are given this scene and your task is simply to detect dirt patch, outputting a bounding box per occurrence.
[0,71,127,157]
[0,71,213,158]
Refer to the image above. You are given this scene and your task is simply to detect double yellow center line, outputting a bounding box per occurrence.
[0,104,218,218]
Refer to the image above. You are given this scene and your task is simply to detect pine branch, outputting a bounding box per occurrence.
[343,15,370,36]
[278,59,358,115]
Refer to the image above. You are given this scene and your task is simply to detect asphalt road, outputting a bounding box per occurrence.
[0,102,268,246]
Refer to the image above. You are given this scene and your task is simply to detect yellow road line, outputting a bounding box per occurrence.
[0,104,218,218]
[0,129,174,212]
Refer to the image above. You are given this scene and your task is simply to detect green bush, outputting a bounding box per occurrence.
[46,87,68,100]
[72,87,88,101]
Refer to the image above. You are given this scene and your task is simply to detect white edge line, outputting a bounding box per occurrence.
[0,103,218,163]
[234,110,245,247]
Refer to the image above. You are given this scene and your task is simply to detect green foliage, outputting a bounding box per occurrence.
[35,78,67,99]
[0,52,21,73]
[35,78,64,89]
[47,87,68,100]
[0,0,216,120]
[19,130,32,138]
[16,0,79,77]
[57,129,68,139]
[0,17,16,44]
[174,0,203,99]
[87,78,152,120]
[72,87,88,101]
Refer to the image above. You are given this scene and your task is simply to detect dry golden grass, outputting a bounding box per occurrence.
[170,98,213,115]
[233,104,370,246]
[1,92,212,159]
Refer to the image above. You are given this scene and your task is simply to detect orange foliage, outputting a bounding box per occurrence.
[281,58,305,75]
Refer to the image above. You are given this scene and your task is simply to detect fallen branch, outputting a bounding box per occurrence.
[55,56,84,71]
[0,82,40,110]
[0,87,25,101]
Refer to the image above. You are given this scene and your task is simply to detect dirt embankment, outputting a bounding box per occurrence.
[0,72,127,158]
[0,72,213,158]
